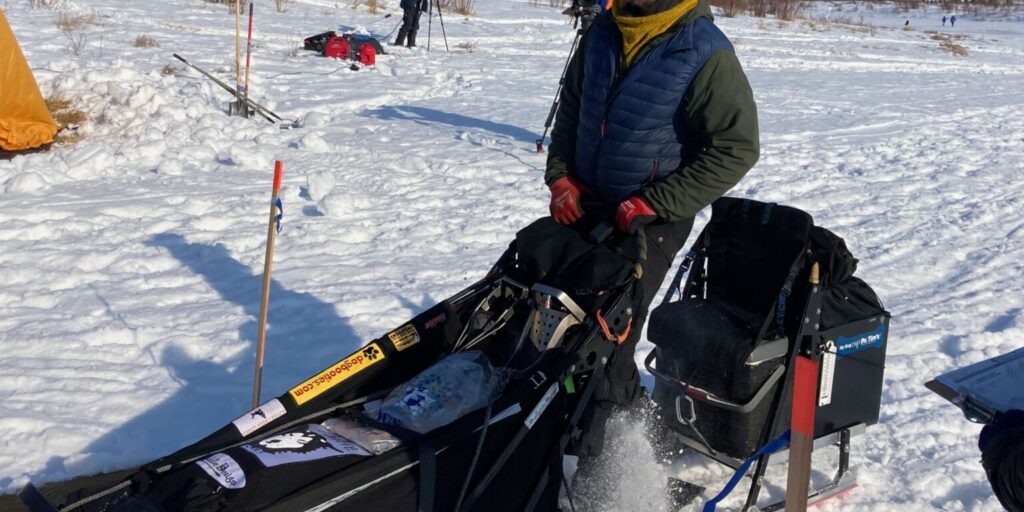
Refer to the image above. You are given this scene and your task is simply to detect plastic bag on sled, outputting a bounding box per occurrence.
[321,418,403,455]
[376,351,508,434]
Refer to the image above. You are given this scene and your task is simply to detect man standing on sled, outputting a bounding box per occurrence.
[545,0,759,458]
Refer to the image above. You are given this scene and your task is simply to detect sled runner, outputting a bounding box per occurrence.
[647,198,890,511]
[17,216,643,512]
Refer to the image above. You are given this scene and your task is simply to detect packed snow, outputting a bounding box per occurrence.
[2,0,1023,510]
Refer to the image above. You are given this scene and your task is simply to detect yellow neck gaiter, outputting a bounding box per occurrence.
[613,0,699,66]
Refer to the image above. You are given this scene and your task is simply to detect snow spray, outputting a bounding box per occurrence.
[252,160,284,408]
[567,410,673,512]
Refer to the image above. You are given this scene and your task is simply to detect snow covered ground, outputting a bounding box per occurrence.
[2,0,1023,510]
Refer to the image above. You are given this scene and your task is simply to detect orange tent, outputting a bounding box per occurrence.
[0,8,57,151]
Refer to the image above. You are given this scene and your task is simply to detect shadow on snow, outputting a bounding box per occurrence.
[361,104,538,144]
[34,233,362,485]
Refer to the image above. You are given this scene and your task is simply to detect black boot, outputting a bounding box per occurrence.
[393,28,408,47]
[407,31,417,48]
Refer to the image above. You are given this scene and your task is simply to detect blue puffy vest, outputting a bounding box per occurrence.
[574,15,733,203]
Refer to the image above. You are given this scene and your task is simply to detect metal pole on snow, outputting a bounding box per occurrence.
[252,161,284,408]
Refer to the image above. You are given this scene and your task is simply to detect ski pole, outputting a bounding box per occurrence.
[536,27,583,152]
[252,160,284,408]
[243,1,255,117]
[427,0,432,51]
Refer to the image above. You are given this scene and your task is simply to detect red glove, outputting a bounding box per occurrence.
[615,196,657,233]
[549,177,585,225]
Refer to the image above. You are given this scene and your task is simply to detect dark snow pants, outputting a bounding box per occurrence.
[395,6,423,46]
[575,217,695,457]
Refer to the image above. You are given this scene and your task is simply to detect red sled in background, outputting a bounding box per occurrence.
[308,32,384,66]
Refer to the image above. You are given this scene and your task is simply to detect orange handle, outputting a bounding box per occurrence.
[596,309,632,345]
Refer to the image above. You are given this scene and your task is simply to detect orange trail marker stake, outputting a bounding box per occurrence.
[252,160,283,408]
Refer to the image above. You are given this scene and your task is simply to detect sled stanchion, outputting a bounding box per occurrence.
[252,160,284,408]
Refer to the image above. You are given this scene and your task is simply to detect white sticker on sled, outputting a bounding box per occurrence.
[241,424,370,468]
[525,384,559,429]
[232,398,287,437]
[819,340,837,407]
[196,453,246,490]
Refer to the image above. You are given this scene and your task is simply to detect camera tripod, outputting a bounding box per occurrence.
[427,0,449,52]
[536,0,599,153]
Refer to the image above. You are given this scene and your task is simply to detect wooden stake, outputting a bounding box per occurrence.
[243,1,254,112]
[252,160,283,408]
[785,355,820,511]
[235,0,242,92]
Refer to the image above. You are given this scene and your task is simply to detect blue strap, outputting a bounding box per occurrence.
[702,430,791,512]
[774,272,796,336]
[274,198,284,233]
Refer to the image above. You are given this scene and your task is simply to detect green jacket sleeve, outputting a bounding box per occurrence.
[640,49,760,221]
[544,31,589,186]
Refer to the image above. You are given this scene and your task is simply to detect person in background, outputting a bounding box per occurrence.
[943,15,947,26]
[980,410,1024,511]
[951,15,957,27]
[394,0,428,48]
[905,19,910,28]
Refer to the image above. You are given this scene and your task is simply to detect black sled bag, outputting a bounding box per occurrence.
[50,218,637,512]
[648,198,890,459]
[304,31,336,53]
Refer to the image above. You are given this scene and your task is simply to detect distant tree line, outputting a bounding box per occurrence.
[538,0,1021,20]
[709,0,1021,20]
[882,0,1021,12]
[710,0,805,20]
